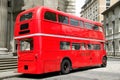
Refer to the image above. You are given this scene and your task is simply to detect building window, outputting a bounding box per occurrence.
[106,24,109,35]
[106,0,110,7]
[119,40,120,50]
[112,10,115,15]
[72,43,80,50]
[44,11,57,21]
[8,1,11,7]
[108,24,113,35]
[106,14,108,18]
[106,3,110,6]
[108,41,113,51]
[112,21,115,34]
[60,41,70,50]
[58,15,68,24]
[115,40,119,51]
[119,18,120,32]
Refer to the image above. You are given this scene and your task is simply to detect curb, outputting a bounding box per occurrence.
[108,56,120,59]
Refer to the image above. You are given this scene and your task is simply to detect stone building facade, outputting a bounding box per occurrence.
[0,0,75,57]
[102,1,120,57]
[80,0,118,22]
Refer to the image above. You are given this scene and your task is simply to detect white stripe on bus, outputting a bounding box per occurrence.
[14,33,105,42]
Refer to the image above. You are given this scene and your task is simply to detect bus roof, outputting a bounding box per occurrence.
[18,6,103,27]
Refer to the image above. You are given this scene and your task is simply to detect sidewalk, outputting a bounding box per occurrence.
[0,70,21,79]
[108,56,120,59]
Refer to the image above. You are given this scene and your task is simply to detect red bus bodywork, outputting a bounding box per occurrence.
[14,6,107,74]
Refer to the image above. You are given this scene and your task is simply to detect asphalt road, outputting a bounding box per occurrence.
[3,58,120,80]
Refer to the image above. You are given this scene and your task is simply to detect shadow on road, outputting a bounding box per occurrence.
[17,66,100,79]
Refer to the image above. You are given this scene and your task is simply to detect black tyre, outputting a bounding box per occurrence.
[61,59,71,74]
[101,57,107,67]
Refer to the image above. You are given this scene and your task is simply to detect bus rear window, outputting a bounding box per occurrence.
[20,12,32,21]
[20,38,33,51]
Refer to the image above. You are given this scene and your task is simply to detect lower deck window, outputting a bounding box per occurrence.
[60,41,70,50]
[93,44,101,50]
[81,43,86,50]
[72,43,80,50]
[20,38,33,51]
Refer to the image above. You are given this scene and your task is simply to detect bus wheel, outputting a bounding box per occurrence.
[101,57,107,67]
[61,59,71,74]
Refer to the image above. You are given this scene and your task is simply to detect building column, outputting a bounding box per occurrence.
[0,0,8,51]
[0,0,13,58]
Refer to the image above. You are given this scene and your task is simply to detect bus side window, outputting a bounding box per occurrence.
[80,20,84,27]
[72,43,80,50]
[87,44,93,50]
[93,25,99,30]
[93,44,101,50]
[70,18,79,26]
[81,43,86,50]
[58,15,68,24]
[60,41,70,50]
[85,22,92,29]
[44,11,57,21]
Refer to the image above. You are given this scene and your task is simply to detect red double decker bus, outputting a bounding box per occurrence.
[14,6,107,74]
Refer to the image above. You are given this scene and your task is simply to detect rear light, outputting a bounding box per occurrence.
[35,54,38,60]
[24,65,28,70]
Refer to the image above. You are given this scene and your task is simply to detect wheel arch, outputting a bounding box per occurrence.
[61,57,72,67]
[103,55,107,60]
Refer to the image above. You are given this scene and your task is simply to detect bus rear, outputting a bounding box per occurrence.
[14,7,43,74]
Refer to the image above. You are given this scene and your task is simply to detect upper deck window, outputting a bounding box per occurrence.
[80,20,84,27]
[58,15,68,24]
[93,25,99,30]
[70,19,79,26]
[44,11,57,21]
[20,12,32,21]
[85,22,93,29]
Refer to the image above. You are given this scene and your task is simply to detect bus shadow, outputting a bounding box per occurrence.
[18,66,100,79]
[71,66,100,73]
[18,72,61,79]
